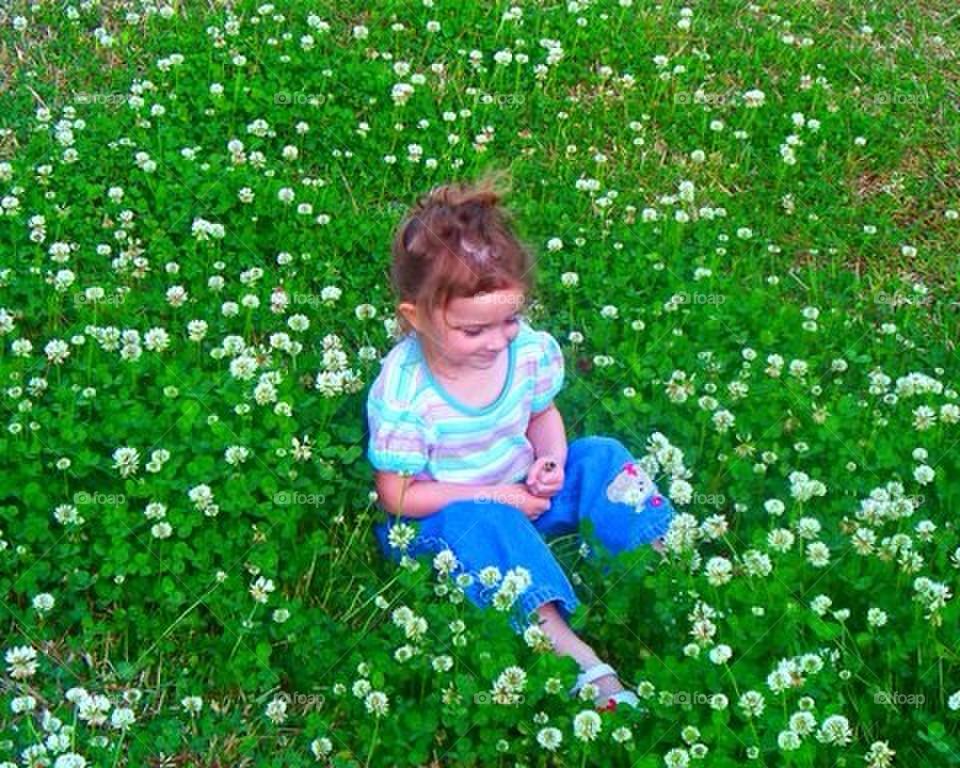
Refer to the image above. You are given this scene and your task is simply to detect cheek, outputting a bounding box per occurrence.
[457,335,481,351]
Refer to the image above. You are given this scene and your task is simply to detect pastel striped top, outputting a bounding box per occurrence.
[365,318,565,485]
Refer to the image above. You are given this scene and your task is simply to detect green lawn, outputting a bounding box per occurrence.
[1,0,958,766]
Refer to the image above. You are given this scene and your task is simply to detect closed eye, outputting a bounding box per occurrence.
[462,315,521,337]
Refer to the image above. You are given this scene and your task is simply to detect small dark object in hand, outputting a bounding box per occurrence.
[543,460,557,473]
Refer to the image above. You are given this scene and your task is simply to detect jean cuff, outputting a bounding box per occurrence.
[510,585,580,635]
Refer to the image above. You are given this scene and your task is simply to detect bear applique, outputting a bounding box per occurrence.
[605,461,658,508]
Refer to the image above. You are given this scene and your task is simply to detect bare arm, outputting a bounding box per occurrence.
[374,471,552,520]
[374,471,500,519]
[372,403,568,520]
[525,403,568,464]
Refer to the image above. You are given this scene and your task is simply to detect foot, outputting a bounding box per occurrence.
[591,672,626,701]
[571,662,637,710]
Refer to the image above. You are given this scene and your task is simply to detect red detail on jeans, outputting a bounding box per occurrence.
[651,495,663,507]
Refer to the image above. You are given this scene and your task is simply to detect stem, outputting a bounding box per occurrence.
[111,730,127,767]
[228,605,258,660]
[722,665,768,767]
[364,717,380,767]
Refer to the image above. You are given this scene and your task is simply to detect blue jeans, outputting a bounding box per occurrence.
[372,435,676,634]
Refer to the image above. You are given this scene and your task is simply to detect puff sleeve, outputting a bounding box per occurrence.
[530,330,565,414]
[366,374,431,476]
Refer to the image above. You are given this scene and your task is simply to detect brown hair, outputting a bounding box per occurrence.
[390,168,536,356]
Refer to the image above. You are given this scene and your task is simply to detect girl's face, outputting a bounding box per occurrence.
[405,287,526,374]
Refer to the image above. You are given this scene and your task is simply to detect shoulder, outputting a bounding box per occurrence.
[515,319,562,363]
[367,335,428,414]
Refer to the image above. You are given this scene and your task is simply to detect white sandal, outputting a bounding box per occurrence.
[569,662,642,711]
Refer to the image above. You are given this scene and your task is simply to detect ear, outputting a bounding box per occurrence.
[398,301,421,333]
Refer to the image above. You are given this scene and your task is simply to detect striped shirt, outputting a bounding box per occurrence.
[366,318,564,485]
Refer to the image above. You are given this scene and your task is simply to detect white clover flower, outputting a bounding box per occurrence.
[600,304,618,319]
[866,607,888,628]
[572,709,602,742]
[778,730,802,751]
[151,521,173,539]
[914,464,934,485]
[523,624,553,652]
[32,593,55,614]
[710,693,728,710]
[703,556,732,586]
[664,747,691,767]
[5,645,39,680]
[948,691,960,711]
[816,714,853,746]
[709,644,732,664]
[432,549,459,577]
[249,576,275,604]
[789,710,817,735]
[364,690,389,717]
[712,409,735,433]
[387,522,416,551]
[53,754,88,768]
[560,271,580,288]
[764,498,785,516]
[391,82,415,105]
[738,690,765,718]
[111,446,141,478]
[864,740,896,767]
[537,726,563,751]
[10,694,36,714]
[806,541,831,568]
[310,737,334,757]
[810,594,832,616]
[110,706,136,730]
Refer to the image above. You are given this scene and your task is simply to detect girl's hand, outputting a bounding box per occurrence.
[496,484,552,522]
[525,456,565,499]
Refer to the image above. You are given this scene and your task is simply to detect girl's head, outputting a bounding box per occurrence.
[390,169,535,372]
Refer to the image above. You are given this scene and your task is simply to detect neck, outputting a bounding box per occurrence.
[420,341,462,380]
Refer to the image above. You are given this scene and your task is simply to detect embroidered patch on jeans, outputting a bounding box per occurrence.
[605,461,656,507]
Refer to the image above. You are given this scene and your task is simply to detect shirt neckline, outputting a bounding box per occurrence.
[412,332,518,417]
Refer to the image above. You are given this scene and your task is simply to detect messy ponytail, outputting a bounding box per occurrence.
[390,168,536,347]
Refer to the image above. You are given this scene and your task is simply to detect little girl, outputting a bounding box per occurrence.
[365,171,676,711]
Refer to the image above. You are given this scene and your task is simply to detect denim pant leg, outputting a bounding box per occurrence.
[373,500,581,635]
[532,435,676,561]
